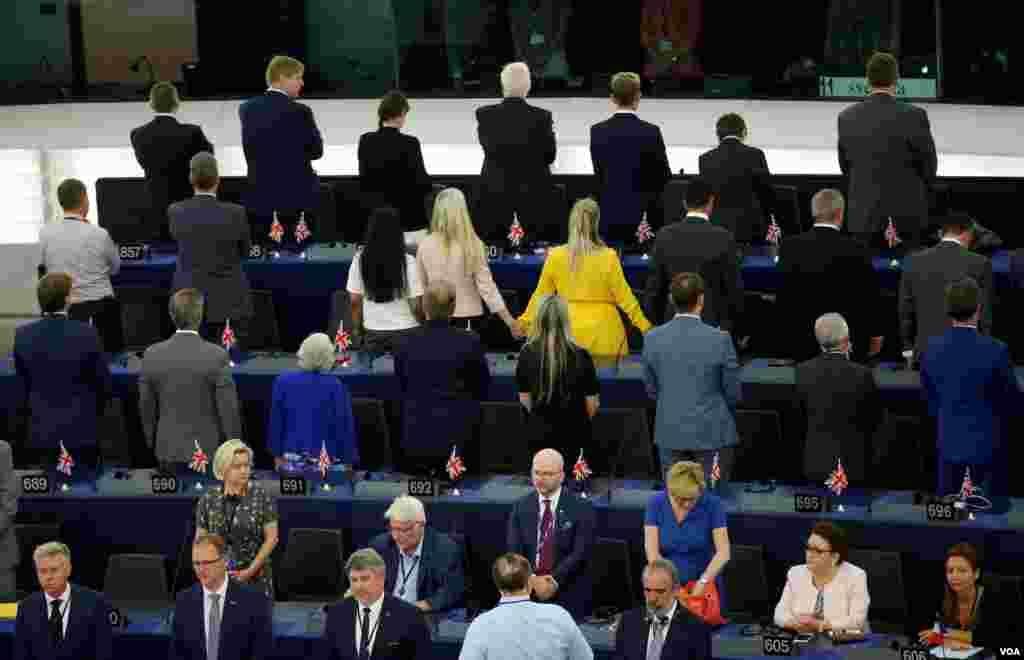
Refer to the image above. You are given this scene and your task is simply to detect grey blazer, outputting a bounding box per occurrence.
[139,332,242,464]
[0,440,17,571]
[642,315,740,452]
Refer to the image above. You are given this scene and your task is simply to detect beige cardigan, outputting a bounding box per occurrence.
[416,234,507,318]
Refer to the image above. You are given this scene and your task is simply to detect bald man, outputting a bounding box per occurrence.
[506,449,596,618]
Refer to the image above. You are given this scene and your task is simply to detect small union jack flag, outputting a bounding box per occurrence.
[294,213,311,243]
[825,458,848,496]
[221,320,236,350]
[710,451,722,486]
[959,467,974,500]
[446,446,466,481]
[885,218,901,249]
[318,440,331,479]
[335,324,352,365]
[572,449,592,481]
[269,212,284,243]
[636,216,655,245]
[189,439,209,474]
[765,215,782,245]
[56,441,74,476]
[508,215,525,247]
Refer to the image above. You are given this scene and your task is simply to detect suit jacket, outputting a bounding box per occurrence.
[838,93,938,234]
[169,195,253,323]
[644,216,741,331]
[795,353,881,483]
[920,328,1016,465]
[239,91,323,214]
[139,332,242,464]
[130,116,214,241]
[590,113,672,229]
[898,241,993,356]
[321,595,431,660]
[507,489,596,618]
[476,97,555,193]
[0,440,16,571]
[14,585,113,660]
[776,226,881,361]
[698,138,774,244]
[643,316,740,452]
[168,581,273,660]
[357,127,433,232]
[13,317,111,451]
[369,526,465,612]
[613,605,711,660]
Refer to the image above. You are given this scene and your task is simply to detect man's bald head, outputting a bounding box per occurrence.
[531,449,564,496]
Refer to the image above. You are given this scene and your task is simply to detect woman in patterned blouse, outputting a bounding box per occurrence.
[195,439,279,598]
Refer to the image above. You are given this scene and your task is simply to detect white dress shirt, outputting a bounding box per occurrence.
[812,223,840,231]
[537,487,562,547]
[44,583,72,637]
[202,578,229,642]
[458,596,593,660]
[647,600,678,649]
[685,212,710,222]
[941,237,963,246]
[39,218,120,304]
[354,593,385,656]
[394,537,424,604]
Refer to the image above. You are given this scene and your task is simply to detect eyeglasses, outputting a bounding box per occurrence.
[389,522,424,536]
[193,557,224,568]
[805,544,833,555]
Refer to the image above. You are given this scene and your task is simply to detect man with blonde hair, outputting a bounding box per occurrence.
[239,55,324,248]
[475,62,557,243]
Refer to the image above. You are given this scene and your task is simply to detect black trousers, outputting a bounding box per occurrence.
[68,297,124,354]
[202,318,250,352]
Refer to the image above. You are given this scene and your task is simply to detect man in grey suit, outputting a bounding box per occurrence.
[643,272,741,482]
[168,152,253,350]
[899,214,992,362]
[838,52,937,248]
[0,440,17,599]
[139,288,242,471]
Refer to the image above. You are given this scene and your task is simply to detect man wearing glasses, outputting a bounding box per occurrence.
[168,533,273,660]
[369,496,466,612]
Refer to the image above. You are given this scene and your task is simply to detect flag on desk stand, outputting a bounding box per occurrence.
[56,441,74,477]
[885,217,901,249]
[508,214,525,249]
[710,451,722,488]
[335,323,352,366]
[446,446,466,495]
[318,440,331,480]
[189,440,209,474]
[295,211,311,244]
[765,215,782,245]
[959,467,974,500]
[825,458,848,511]
[269,211,284,243]
[573,449,593,498]
[636,214,655,244]
[222,320,237,366]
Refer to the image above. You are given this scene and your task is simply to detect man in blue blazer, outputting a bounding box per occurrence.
[239,55,323,243]
[614,559,711,660]
[590,72,672,244]
[168,533,273,660]
[643,272,740,483]
[921,277,1018,498]
[507,449,596,619]
[13,273,111,469]
[14,541,113,660]
[369,495,465,612]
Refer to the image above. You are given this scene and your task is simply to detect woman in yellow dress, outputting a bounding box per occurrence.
[519,198,652,360]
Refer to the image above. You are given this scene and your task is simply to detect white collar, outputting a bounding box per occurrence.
[202,577,229,601]
[499,594,531,604]
[266,87,290,97]
[356,593,385,614]
[154,113,176,118]
[941,237,963,246]
[721,135,743,142]
[538,486,561,512]
[674,313,701,320]
[401,536,424,560]
[194,192,217,197]
[813,223,841,231]
[685,212,710,221]
[44,583,71,606]
[614,109,637,115]
[176,330,200,335]
[651,599,678,622]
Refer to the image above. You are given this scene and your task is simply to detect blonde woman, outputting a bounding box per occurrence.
[417,188,522,336]
[519,198,651,360]
[195,440,279,598]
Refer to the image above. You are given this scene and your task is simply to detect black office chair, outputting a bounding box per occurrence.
[479,402,531,474]
[14,522,61,598]
[277,528,345,602]
[661,179,689,225]
[847,548,907,633]
[246,289,281,352]
[589,537,636,615]
[172,519,196,592]
[592,407,655,478]
[351,398,394,471]
[103,553,170,609]
[722,544,771,622]
[985,573,1023,619]
[118,286,169,351]
[733,409,784,483]
[771,184,804,235]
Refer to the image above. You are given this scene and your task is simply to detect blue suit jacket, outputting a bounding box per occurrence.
[643,316,740,452]
[268,370,360,465]
[369,526,465,612]
[14,585,113,660]
[920,327,1017,464]
[168,581,273,660]
[321,595,430,660]
[507,489,596,618]
[239,91,323,214]
[590,113,672,229]
[613,605,711,660]
[13,317,111,451]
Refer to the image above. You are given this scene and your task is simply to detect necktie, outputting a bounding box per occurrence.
[813,589,824,620]
[358,606,371,660]
[647,616,667,660]
[538,499,554,575]
[49,599,63,644]
[207,593,221,660]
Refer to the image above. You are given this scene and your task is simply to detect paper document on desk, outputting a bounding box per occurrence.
[931,646,982,658]
[0,602,17,619]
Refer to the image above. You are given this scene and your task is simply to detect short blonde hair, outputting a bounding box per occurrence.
[33,541,71,563]
[667,461,705,500]
[213,439,253,481]
[265,55,304,86]
[501,62,531,98]
[384,496,426,523]
[297,332,335,372]
[610,72,641,107]
[149,81,180,113]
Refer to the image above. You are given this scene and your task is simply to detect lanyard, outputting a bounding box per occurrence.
[397,555,420,597]
[356,603,385,653]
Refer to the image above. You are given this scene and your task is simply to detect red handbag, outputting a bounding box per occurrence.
[678,580,729,625]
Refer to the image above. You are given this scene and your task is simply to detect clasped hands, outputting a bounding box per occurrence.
[917,628,972,650]
[787,615,829,634]
[529,575,558,601]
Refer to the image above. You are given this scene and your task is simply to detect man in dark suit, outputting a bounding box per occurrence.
[507,448,596,619]
[393,283,490,469]
[13,541,113,660]
[139,288,241,471]
[613,559,710,660]
[795,314,881,484]
[921,278,1017,498]
[130,81,213,242]
[239,55,324,245]
[322,548,431,660]
[698,113,774,249]
[168,533,273,660]
[475,62,557,243]
[644,179,741,332]
[838,52,938,248]
[590,71,672,244]
[13,273,111,469]
[0,440,16,599]
[169,152,253,349]
[777,189,883,362]
[369,495,465,612]
[899,214,992,361]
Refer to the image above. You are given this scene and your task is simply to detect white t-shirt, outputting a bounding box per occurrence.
[346,252,423,331]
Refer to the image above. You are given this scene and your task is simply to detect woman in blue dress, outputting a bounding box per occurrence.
[644,461,731,601]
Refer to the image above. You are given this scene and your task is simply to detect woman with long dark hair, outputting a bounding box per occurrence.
[347,206,423,354]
